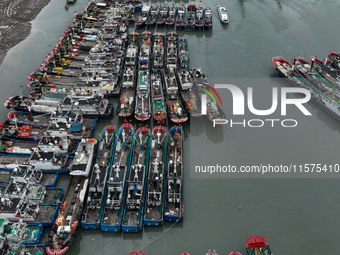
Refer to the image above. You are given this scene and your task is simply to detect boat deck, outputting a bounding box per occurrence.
[5,140,39,149]
[48,76,79,86]
[0,171,11,185]
[145,206,162,221]
[40,173,58,186]
[122,210,139,226]
[0,155,29,166]
[41,189,62,205]
[34,205,58,224]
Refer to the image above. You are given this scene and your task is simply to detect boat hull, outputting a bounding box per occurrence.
[121,224,143,233]
[144,218,163,226]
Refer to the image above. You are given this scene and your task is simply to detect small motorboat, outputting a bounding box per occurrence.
[217,5,229,24]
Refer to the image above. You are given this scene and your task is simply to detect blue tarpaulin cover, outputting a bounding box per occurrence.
[70,122,82,132]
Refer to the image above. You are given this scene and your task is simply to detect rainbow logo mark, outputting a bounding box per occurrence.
[200,83,223,115]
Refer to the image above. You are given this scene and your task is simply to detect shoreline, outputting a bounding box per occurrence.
[0,0,52,66]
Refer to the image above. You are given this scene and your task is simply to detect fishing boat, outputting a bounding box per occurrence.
[192,68,226,121]
[145,5,160,27]
[144,126,167,226]
[125,33,140,66]
[157,6,168,26]
[163,70,189,123]
[178,38,189,70]
[122,127,150,232]
[82,126,116,229]
[29,149,69,173]
[185,4,196,31]
[203,7,213,29]
[69,138,96,176]
[176,5,186,29]
[46,176,89,255]
[229,252,242,255]
[101,123,134,232]
[0,138,39,156]
[309,56,340,89]
[139,31,152,70]
[118,66,136,118]
[327,51,340,70]
[152,33,165,70]
[195,7,204,30]
[165,6,177,28]
[177,69,201,116]
[38,136,77,155]
[272,56,340,121]
[245,236,273,255]
[217,5,229,23]
[136,4,151,28]
[135,70,151,121]
[166,31,178,70]
[292,57,340,97]
[164,126,184,222]
[61,94,113,119]
[151,71,167,122]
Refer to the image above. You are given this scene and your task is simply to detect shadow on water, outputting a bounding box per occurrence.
[275,0,283,10]
[122,232,143,240]
[202,118,224,144]
[143,225,164,234]
[203,29,213,38]
[237,0,246,19]
[189,117,204,137]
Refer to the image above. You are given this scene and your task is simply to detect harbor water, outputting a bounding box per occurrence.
[1,0,340,254]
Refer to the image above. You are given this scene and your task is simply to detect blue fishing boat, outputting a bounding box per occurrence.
[101,123,134,232]
[164,126,184,222]
[203,7,213,29]
[144,126,167,226]
[195,6,204,31]
[122,126,150,232]
[82,126,116,229]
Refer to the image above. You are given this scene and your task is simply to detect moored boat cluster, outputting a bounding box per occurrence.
[0,0,227,254]
[272,52,340,122]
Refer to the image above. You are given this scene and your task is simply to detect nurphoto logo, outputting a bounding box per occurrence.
[200,84,312,127]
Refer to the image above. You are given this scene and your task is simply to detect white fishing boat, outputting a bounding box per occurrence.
[217,5,229,24]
